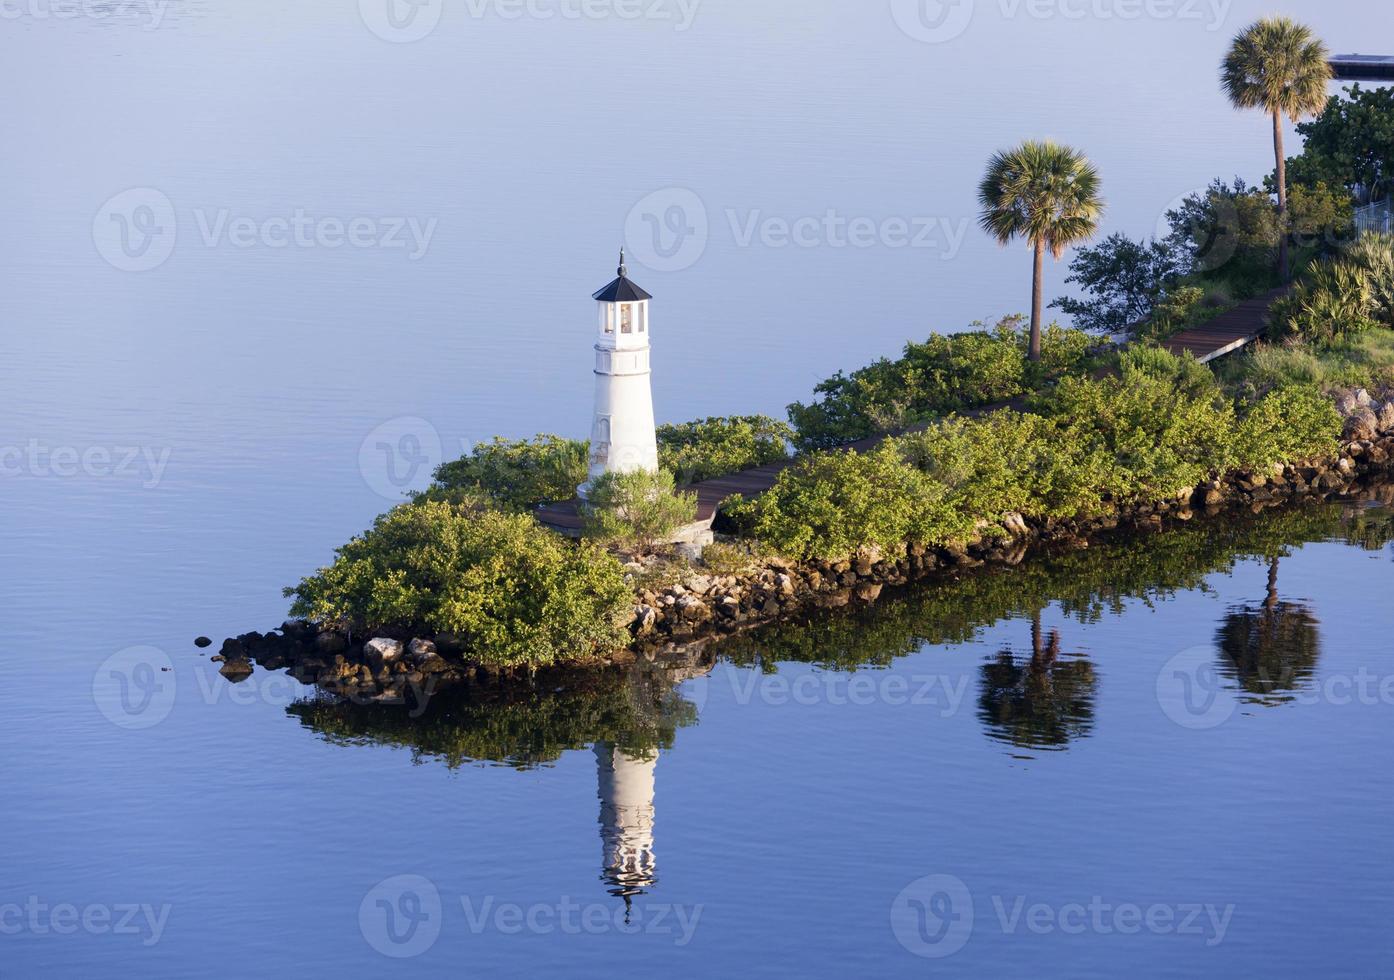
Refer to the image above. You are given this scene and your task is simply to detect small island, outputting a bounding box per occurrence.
[214,17,1394,702]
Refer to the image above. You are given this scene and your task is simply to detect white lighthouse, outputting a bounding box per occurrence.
[581,250,660,498]
[594,742,658,900]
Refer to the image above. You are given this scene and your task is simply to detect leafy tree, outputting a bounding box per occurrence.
[1049,233,1184,334]
[285,499,631,667]
[431,435,588,510]
[1286,83,1394,200]
[1222,16,1333,281]
[978,140,1105,361]
[583,468,698,554]
[656,415,792,483]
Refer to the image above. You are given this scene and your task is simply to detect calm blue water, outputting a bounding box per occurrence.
[4,1,1393,977]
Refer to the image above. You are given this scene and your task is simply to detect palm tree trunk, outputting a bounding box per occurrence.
[1273,110,1290,282]
[1029,238,1045,362]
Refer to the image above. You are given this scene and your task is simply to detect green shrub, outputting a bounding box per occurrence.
[1034,369,1238,502]
[786,317,1095,450]
[656,415,792,483]
[1234,385,1342,469]
[1136,285,1209,342]
[431,435,588,511]
[726,443,968,561]
[1050,232,1184,334]
[285,499,631,667]
[1269,257,1376,345]
[1344,232,1394,327]
[1118,346,1218,399]
[582,469,698,554]
[896,411,1111,523]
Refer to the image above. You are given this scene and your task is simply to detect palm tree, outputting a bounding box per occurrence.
[1221,17,1333,282]
[978,140,1104,362]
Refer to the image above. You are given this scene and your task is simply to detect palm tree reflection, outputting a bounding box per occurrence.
[977,612,1098,751]
[1214,556,1321,705]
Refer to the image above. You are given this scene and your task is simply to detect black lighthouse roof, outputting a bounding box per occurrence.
[592,249,653,303]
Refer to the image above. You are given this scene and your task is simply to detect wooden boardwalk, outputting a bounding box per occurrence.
[1161,287,1284,364]
[541,289,1284,530]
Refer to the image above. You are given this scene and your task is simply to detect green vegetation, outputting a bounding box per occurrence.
[978,140,1105,361]
[1286,83,1394,200]
[732,352,1340,562]
[1221,16,1333,281]
[657,415,791,482]
[1049,233,1183,334]
[285,498,631,668]
[786,317,1096,451]
[288,664,698,770]
[582,469,698,554]
[430,435,587,511]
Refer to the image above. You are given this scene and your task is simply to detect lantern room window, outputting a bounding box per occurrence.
[620,305,633,334]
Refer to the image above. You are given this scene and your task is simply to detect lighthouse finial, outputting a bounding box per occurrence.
[618,248,627,278]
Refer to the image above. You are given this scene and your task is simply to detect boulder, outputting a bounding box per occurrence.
[314,631,348,655]
[407,638,437,658]
[1344,408,1379,442]
[363,637,405,670]
[1378,401,1394,434]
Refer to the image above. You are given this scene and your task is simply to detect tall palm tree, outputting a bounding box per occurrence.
[1221,17,1333,282]
[978,140,1104,362]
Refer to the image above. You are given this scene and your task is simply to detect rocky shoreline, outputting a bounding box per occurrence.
[210,387,1394,701]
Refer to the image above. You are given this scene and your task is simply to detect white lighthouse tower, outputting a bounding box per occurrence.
[581,250,660,498]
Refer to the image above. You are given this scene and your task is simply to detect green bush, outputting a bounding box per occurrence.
[726,443,967,561]
[284,499,631,667]
[1035,369,1238,502]
[431,435,588,511]
[1233,385,1342,469]
[1344,231,1394,327]
[1269,257,1377,345]
[582,468,698,554]
[656,415,792,483]
[786,317,1095,451]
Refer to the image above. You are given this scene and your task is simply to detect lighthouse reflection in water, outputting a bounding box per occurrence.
[594,743,660,901]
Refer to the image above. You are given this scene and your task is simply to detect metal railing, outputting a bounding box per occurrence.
[1355,200,1392,237]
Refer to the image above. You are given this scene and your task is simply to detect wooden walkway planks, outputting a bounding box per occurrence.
[1161,287,1284,364]
[541,288,1285,530]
